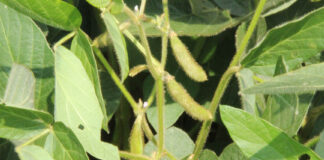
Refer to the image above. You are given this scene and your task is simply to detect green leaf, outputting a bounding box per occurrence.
[219,143,247,160]
[102,12,129,82]
[119,0,240,36]
[236,69,258,115]
[3,64,35,109]
[71,30,108,132]
[0,105,52,142]
[0,3,54,111]
[0,0,82,30]
[144,127,194,160]
[18,145,54,160]
[44,122,88,160]
[243,62,324,94]
[199,149,219,160]
[315,131,324,159]
[214,0,297,17]
[262,57,314,137]
[99,70,122,124]
[85,0,109,9]
[242,7,324,76]
[55,46,104,158]
[220,105,321,159]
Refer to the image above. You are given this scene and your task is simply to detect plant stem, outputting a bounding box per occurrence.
[93,47,140,115]
[124,6,160,79]
[156,78,165,158]
[139,0,147,16]
[53,31,76,50]
[160,0,170,68]
[119,151,151,160]
[15,128,50,152]
[192,0,267,159]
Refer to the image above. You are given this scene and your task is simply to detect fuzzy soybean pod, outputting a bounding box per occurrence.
[166,75,213,121]
[130,113,144,154]
[170,32,208,82]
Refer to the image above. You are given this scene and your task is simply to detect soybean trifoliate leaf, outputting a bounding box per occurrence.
[118,0,240,36]
[85,0,110,9]
[199,149,219,160]
[3,64,35,109]
[55,46,104,158]
[220,105,321,159]
[102,12,129,82]
[0,105,52,142]
[242,7,324,76]
[0,0,82,30]
[17,145,54,160]
[44,122,88,160]
[243,62,324,94]
[71,29,108,133]
[0,3,54,111]
[214,0,297,17]
[219,143,247,160]
[144,127,195,160]
[170,33,208,82]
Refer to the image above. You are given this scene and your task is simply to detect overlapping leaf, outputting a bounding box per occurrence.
[0,105,52,141]
[3,64,35,109]
[243,62,324,94]
[85,0,109,9]
[0,3,54,111]
[55,46,119,160]
[102,12,129,81]
[118,0,240,36]
[219,143,247,160]
[71,30,108,132]
[220,105,321,159]
[315,131,324,159]
[242,7,324,76]
[18,145,54,160]
[0,0,82,30]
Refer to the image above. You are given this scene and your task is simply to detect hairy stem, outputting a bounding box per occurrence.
[156,79,165,158]
[93,47,140,115]
[119,151,151,160]
[192,0,267,159]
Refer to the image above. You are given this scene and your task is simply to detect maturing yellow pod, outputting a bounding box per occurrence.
[170,32,208,82]
[130,114,144,154]
[166,75,212,121]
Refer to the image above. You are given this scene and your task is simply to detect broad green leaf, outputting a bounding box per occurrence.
[85,0,109,9]
[3,64,35,109]
[102,12,129,82]
[219,143,247,160]
[118,0,240,36]
[242,7,324,76]
[18,145,54,160]
[99,71,121,124]
[236,69,258,115]
[0,3,54,111]
[44,122,88,160]
[262,57,314,137]
[199,149,219,160]
[315,131,324,159]
[55,46,104,158]
[0,105,52,142]
[220,105,321,159]
[71,30,108,132]
[0,0,82,30]
[0,139,19,160]
[144,127,195,160]
[243,62,324,94]
[214,0,297,17]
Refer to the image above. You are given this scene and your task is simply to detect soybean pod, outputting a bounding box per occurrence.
[170,32,208,82]
[129,114,144,154]
[166,75,212,121]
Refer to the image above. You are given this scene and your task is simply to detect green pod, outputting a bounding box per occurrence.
[166,76,212,121]
[170,33,208,82]
[129,64,148,77]
[129,114,144,154]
